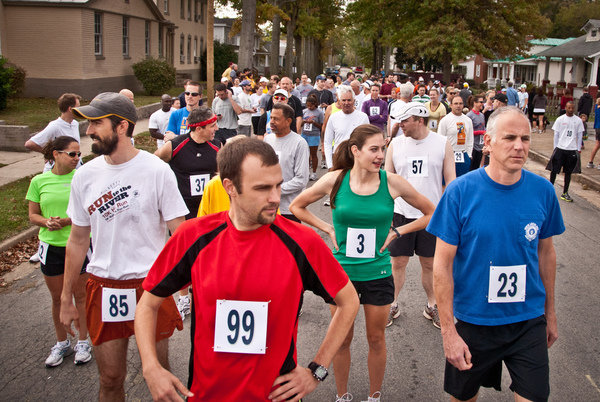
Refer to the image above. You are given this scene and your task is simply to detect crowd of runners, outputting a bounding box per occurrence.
[22,63,600,401]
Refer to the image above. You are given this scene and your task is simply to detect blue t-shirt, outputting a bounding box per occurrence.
[167,108,191,135]
[427,168,565,326]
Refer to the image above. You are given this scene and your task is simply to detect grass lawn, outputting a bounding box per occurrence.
[0,83,209,133]
[0,131,157,242]
[0,176,35,243]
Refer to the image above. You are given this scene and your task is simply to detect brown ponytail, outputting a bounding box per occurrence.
[329,124,384,208]
[41,136,79,161]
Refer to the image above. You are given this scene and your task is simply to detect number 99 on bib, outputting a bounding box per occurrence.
[214,300,268,354]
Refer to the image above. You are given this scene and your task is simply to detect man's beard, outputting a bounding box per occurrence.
[91,131,119,156]
[256,205,278,225]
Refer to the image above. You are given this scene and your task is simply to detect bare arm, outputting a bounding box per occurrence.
[269,281,359,401]
[24,140,44,153]
[154,141,173,163]
[538,236,558,348]
[289,171,340,249]
[384,142,396,174]
[136,292,193,401]
[296,116,302,134]
[60,224,91,335]
[149,128,164,140]
[381,173,435,252]
[442,140,457,185]
[229,92,243,115]
[166,216,185,235]
[433,238,473,371]
[29,201,71,231]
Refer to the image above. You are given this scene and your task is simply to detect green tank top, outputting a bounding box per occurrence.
[331,169,395,281]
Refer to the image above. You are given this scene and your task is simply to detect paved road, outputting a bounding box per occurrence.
[1,161,600,401]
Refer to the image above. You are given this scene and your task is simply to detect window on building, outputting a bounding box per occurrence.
[145,21,151,55]
[158,26,164,57]
[202,2,205,23]
[164,0,168,14]
[194,36,198,62]
[123,17,129,57]
[180,0,184,18]
[180,34,185,63]
[194,0,198,21]
[592,30,598,38]
[187,35,191,63]
[476,64,481,78]
[200,37,204,55]
[188,0,191,20]
[94,13,103,55]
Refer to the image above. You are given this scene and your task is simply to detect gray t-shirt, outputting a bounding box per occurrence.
[264,132,309,214]
[260,94,272,112]
[212,96,242,130]
[296,84,314,107]
[302,108,324,136]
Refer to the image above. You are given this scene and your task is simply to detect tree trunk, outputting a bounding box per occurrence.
[207,0,214,106]
[271,8,281,76]
[295,34,303,77]
[372,39,377,75]
[238,0,256,70]
[285,5,298,78]
[443,50,452,84]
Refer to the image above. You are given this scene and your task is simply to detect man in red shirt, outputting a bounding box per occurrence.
[135,138,359,401]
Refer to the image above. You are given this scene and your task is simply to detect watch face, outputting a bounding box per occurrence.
[315,366,328,379]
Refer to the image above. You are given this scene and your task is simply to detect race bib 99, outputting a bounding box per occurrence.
[214,300,268,354]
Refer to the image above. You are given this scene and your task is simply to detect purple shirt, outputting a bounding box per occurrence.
[361,98,388,131]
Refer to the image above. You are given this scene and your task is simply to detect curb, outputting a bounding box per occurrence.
[529,150,600,192]
[0,226,38,254]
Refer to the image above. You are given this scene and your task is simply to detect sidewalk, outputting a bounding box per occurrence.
[0,119,149,187]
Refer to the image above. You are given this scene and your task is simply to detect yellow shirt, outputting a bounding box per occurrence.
[198,176,230,217]
[424,101,446,133]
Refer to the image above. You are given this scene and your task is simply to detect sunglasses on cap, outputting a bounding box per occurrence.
[58,150,81,157]
[184,91,200,97]
[273,96,287,101]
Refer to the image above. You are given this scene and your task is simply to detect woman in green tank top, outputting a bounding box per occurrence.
[290,125,434,402]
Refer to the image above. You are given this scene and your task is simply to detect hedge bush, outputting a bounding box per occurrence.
[0,57,14,110]
[131,57,176,95]
[200,41,238,81]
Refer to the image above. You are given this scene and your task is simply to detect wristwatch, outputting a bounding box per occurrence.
[308,362,328,381]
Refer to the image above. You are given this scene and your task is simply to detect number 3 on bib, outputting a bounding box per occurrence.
[214,300,268,354]
[488,265,526,303]
[346,228,376,258]
[190,174,210,196]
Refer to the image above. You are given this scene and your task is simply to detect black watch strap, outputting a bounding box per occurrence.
[308,361,328,381]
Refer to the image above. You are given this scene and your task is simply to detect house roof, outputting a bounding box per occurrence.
[582,19,600,31]
[536,33,600,58]
[529,38,574,47]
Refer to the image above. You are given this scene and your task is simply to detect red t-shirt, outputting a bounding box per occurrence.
[380,83,395,97]
[143,212,349,401]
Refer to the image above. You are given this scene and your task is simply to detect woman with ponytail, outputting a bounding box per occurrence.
[290,124,434,402]
[26,136,92,368]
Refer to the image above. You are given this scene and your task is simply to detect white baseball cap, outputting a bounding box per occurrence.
[390,102,430,121]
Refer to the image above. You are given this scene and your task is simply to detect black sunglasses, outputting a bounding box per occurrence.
[184,91,200,97]
[58,150,81,157]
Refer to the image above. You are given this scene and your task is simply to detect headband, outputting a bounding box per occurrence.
[188,115,218,128]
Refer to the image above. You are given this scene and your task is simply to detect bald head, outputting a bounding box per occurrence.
[350,80,361,95]
[119,89,134,103]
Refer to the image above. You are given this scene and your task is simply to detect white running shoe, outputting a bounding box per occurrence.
[74,341,92,365]
[45,341,72,367]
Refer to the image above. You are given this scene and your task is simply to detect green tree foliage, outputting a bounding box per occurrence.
[395,0,550,82]
[549,1,600,38]
[0,57,15,110]
[131,57,176,95]
[200,41,238,81]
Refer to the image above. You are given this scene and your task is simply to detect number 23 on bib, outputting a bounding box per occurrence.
[488,265,526,303]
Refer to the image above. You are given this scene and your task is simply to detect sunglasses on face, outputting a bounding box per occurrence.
[185,92,200,97]
[58,150,81,157]
[273,96,287,101]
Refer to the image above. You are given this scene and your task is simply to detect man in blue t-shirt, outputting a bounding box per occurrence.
[427,106,565,402]
[165,81,203,140]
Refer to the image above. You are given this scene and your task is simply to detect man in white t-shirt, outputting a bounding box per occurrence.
[437,96,474,177]
[236,80,256,137]
[60,92,188,401]
[548,101,583,202]
[388,83,413,141]
[385,102,455,329]
[351,80,366,114]
[324,85,369,169]
[148,94,174,149]
[25,93,82,172]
